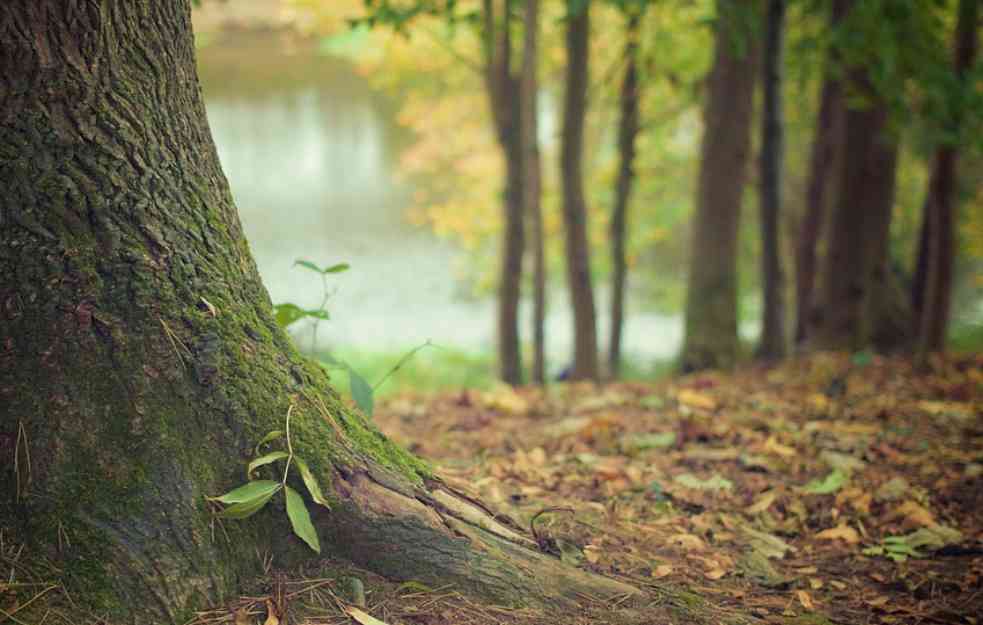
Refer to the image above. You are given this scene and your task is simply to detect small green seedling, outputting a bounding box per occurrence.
[208,405,328,553]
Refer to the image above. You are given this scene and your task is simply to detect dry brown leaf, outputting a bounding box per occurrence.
[888,500,937,528]
[652,564,673,578]
[677,389,718,411]
[815,523,860,544]
[345,606,390,625]
[796,590,815,611]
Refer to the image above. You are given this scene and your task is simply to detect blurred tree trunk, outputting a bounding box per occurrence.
[681,0,759,372]
[809,73,900,350]
[484,0,526,385]
[521,0,546,384]
[608,10,642,380]
[756,0,787,361]
[913,0,979,356]
[0,1,638,622]
[795,0,847,345]
[561,0,599,381]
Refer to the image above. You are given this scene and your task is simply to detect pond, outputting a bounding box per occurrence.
[196,28,690,371]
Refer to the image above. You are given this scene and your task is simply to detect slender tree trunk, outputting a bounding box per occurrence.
[561,1,599,381]
[794,0,847,345]
[809,76,900,350]
[484,0,525,385]
[521,0,546,385]
[914,0,979,355]
[680,0,759,372]
[608,11,641,380]
[756,0,787,361]
[0,2,636,622]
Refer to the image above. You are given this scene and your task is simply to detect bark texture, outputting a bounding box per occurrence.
[608,11,641,379]
[560,2,599,381]
[913,0,979,355]
[756,0,787,361]
[521,0,546,385]
[484,0,526,385]
[0,2,636,622]
[680,0,759,372]
[809,77,900,350]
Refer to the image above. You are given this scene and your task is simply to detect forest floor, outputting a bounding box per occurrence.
[195,352,983,625]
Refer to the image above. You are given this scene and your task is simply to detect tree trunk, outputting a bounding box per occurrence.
[608,11,641,380]
[0,2,637,622]
[809,76,901,350]
[484,0,526,385]
[913,0,979,355]
[794,0,847,345]
[680,0,759,372]
[561,1,600,381]
[756,0,787,361]
[521,0,546,385]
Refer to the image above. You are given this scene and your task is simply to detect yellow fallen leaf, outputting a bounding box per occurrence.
[746,491,777,514]
[263,599,279,625]
[669,533,706,551]
[583,544,601,564]
[345,606,391,625]
[796,590,815,611]
[704,567,727,580]
[763,436,797,458]
[652,564,673,578]
[677,389,718,411]
[888,501,936,528]
[809,577,823,590]
[815,523,860,544]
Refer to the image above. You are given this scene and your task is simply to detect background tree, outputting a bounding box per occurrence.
[912,0,980,356]
[522,0,547,384]
[756,0,787,360]
[0,1,637,621]
[680,0,760,372]
[561,0,600,380]
[608,1,644,379]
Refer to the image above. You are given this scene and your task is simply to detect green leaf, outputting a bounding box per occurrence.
[349,368,374,417]
[285,486,321,553]
[323,263,350,274]
[254,430,283,455]
[803,469,848,494]
[273,303,307,328]
[208,480,281,504]
[217,483,281,519]
[293,259,323,274]
[293,457,331,509]
[247,451,289,478]
[293,259,350,275]
[304,308,330,321]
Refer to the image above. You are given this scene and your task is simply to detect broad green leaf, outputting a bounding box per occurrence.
[208,480,281,504]
[293,259,323,274]
[217,484,281,519]
[304,308,330,321]
[273,303,306,328]
[349,368,374,417]
[293,457,331,509]
[247,451,289,478]
[323,263,350,274]
[254,430,283,455]
[803,469,848,494]
[284,486,321,553]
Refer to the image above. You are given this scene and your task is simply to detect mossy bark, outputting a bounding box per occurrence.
[0,2,635,623]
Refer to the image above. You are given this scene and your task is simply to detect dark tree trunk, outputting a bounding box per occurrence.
[680,0,759,372]
[809,79,901,350]
[521,0,546,385]
[794,0,848,345]
[608,10,641,380]
[561,1,600,381]
[914,0,979,355]
[0,2,636,622]
[484,0,525,385]
[756,0,787,361]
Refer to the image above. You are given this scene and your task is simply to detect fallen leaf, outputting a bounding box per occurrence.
[763,436,797,458]
[583,544,601,564]
[796,590,815,611]
[746,491,777,515]
[887,501,936,528]
[674,473,733,491]
[234,607,251,625]
[677,389,718,411]
[815,523,860,544]
[263,599,279,625]
[652,564,673,578]
[345,606,391,625]
[669,533,706,551]
[809,578,824,590]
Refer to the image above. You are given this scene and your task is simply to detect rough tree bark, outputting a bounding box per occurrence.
[756,0,788,361]
[560,0,600,381]
[680,0,759,372]
[521,0,546,385]
[912,0,979,355]
[809,72,901,350]
[608,10,641,380]
[794,0,848,345]
[483,0,526,385]
[0,2,636,623]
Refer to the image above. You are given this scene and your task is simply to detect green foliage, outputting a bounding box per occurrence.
[208,407,329,553]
